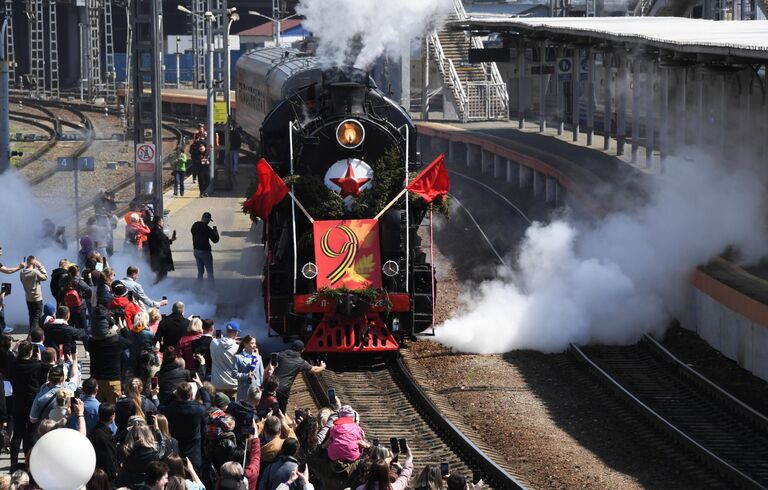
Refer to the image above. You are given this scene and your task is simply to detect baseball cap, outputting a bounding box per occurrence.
[112,280,128,297]
[202,212,212,220]
[291,339,305,352]
[226,321,241,333]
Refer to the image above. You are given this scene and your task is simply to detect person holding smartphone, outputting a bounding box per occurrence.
[355,439,414,490]
[190,212,220,282]
[19,255,48,332]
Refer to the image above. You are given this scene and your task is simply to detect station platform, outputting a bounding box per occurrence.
[151,87,768,379]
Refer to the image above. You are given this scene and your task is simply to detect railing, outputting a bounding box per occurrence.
[428,30,468,119]
[466,82,509,120]
[451,0,509,116]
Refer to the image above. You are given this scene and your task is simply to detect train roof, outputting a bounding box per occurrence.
[240,47,320,78]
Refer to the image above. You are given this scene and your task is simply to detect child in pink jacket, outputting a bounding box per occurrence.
[326,405,366,463]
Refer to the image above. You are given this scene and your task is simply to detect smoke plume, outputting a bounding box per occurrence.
[296,0,452,69]
[436,153,768,353]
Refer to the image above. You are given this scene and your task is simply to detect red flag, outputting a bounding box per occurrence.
[243,158,289,219]
[406,153,449,203]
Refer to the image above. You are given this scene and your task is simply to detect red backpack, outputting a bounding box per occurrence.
[63,287,81,308]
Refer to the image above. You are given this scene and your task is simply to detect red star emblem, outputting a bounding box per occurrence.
[331,163,370,198]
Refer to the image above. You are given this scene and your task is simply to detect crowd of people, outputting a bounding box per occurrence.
[0,244,485,490]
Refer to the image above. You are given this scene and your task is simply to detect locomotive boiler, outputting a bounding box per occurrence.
[236,47,437,353]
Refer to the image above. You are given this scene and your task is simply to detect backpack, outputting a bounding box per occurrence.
[63,288,81,308]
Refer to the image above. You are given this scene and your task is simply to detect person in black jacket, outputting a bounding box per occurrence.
[147,216,176,284]
[160,377,211,473]
[191,319,214,373]
[88,328,133,405]
[116,420,162,488]
[49,259,70,305]
[156,347,195,407]
[190,212,220,282]
[155,302,187,351]
[115,378,159,433]
[42,306,86,354]
[9,341,41,470]
[89,403,119,481]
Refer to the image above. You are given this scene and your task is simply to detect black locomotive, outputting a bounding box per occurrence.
[236,47,437,352]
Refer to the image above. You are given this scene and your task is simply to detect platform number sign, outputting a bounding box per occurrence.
[58,156,96,171]
[557,58,573,81]
[136,143,156,174]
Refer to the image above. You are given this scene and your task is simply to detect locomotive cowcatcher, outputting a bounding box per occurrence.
[236,47,440,353]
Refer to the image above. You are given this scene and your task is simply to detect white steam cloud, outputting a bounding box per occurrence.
[296,0,452,69]
[0,171,261,339]
[436,154,768,353]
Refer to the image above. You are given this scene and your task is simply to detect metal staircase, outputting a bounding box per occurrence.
[427,0,508,121]
[47,0,59,97]
[192,0,207,89]
[88,0,102,97]
[30,0,45,96]
[104,0,116,101]
[4,0,15,84]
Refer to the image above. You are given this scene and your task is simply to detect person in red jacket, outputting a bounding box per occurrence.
[110,280,142,331]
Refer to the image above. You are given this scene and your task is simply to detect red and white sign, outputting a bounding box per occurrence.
[313,219,382,290]
[135,143,156,174]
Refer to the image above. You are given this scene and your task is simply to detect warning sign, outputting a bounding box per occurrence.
[214,102,228,125]
[136,143,156,174]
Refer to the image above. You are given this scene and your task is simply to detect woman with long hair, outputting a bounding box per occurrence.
[355,445,414,490]
[116,420,161,488]
[164,453,205,490]
[413,465,443,490]
[154,413,181,458]
[234,335,263,402]
[115,377,157,433]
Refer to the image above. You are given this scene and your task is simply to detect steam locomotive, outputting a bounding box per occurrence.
[235,47,436,353]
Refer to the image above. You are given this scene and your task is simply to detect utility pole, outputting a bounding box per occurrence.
[0,17,10,173]
[132,0,164,215]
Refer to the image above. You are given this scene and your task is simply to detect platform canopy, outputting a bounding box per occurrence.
[450,16,768,61]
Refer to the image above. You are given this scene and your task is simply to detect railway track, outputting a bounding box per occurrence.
[295,355,526,490]
[571,335,768,489]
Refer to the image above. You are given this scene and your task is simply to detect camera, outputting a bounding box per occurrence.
[0,283,10,295]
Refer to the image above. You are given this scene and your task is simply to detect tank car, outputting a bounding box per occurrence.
[236,47,437,353]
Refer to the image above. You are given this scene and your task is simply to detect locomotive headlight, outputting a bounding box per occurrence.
[336,119,365,149]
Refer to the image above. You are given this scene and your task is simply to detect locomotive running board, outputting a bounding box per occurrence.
[304,313,399,353]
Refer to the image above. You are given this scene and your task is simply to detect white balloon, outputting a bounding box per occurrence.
[30,428,96,490]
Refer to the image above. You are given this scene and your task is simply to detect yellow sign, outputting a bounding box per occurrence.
[213,102,228,125]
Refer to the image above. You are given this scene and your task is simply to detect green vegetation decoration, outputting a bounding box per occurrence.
[306,286,393,314]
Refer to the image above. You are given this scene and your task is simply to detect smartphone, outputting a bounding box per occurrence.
[151,376,159,389]
[440,463,449,477]
[215,329,222,339]
[472,469,482,485]
[372,438,379,446]
[147,412,156,425]
[297,461,307,473]
[270,352,279,366]
[398,438,407,454]
[0,283,10,295]
[327,388,336,403]
[294,409,303,421]
[95,262,104,272]
[271,403,280,414]
[389,437,399,454]
[70,397,78,410]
